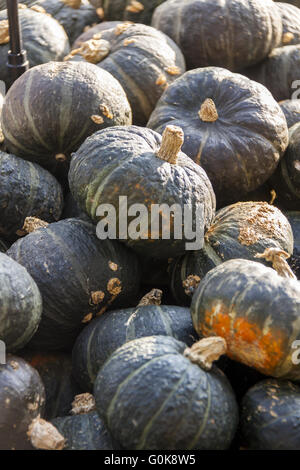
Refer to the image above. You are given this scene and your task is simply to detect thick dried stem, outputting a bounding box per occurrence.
[79,39,110,64]
[71,393,96,415]
[28,417,65,450]
[255,248,296,280]
[61,0,81,8]
[21,217,49,234]
[137,289,163,306]
[156,126,184,164]
[0,20,9,45]
[198,98,218,122]
[184,337,227,371]
[182,275,201,297]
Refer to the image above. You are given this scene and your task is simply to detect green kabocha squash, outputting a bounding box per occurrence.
[191,257,300,380]
[279,99,300,128]
[69,125,216,259]
[7,218,141,351]
[241,379,300,449]
[0,356,46,450]
[151,0,282,71]
[0,7,70,89]
[170,201,294,306]
[244,45,300,101]
[72,21,121,48]
[271,122,300,210]
[147,67,289,206]
[287,211,300,278]
[66,23,185,125]
[94,335,238,450]
[276,2,300,45]
[0,253,42,352]
[0,151,63,240]
[72,290,198,391]
[89,0,165,25]
[1,61,131,179]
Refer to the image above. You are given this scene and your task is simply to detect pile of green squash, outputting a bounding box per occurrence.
[0,0,300,451]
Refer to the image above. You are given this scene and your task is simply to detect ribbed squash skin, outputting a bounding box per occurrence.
[271,123,300,209]
[287,211,300,279]
[1,62,132,178]
[0,356,45,450]
[151,0,282,71]
[7,218,141,351]
[170,202,294,305]
[0,8,70,88]
[0,151,63,239]
[21,352,82,420]
[279,99,300,128]
[52,412,114,450]
[92,0,165,25]
[68,23,186,125]
[191,259,300,380]
[276,2,300,46]
[148,67,289,206]
[69,125,216,259]
[0,253,42,352]
[245,45,300,101]
[94,335,238,450]
[241,379,300,449]
[72,305,198,391]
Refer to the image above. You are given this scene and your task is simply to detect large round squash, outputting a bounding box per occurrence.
[69,125,216,258]
[279,99,300,128]
[7,218,141,351]
[0,7,70,89]
[147,67,289,206]
[151,0,282,71]
[66,23,185,125]
[90,0,165,25]
[276,2,300,46]
[191,258,300,380]
[0,253,42,352]
[1,61,132,178]
[94,335,238,449]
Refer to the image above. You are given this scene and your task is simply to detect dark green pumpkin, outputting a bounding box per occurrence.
[0,151,63,239]
[1,61,132,178]
[151,0,282,71]
[94,335,238,450]
[191,258,300,380]
[276,2,300,46]
[287,211,300,278]
[0,8,70,89]
[0,253,42,352]
[89,0,165,25]
[0,355,45,450]
[271,122,300,210]
[241,379,300,450]
[279,99,300,128]
[147,67,289,206]
[7,218,141,351]
[69,125,216,259]
[72,304,198,391]
[52,412,114,450]
[67,23,185,125]
[21,352,82,420]
[170,201,294,305]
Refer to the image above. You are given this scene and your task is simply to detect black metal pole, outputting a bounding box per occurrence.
[6,0,29,88]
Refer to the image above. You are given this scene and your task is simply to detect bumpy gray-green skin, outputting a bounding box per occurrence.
[7,218,141,351]
[0,151,63,239]
[72,305,198,391]
[52,412,114,450]
[1,61,132,177]
[94,335,238,450]
[148,67,289,206]
[0,356,45,450]
[276,2,300,46]
[0,8,70,88]
[89,0,165,24]
[68,23,186,125]
[170,201,294,305]
[191,259,300,380]
[241,379,300,449]
[69,125,216,259]
[0,253,42,352]
[151,0,282,71]
[279,99,300,128]
[287,211,300,279]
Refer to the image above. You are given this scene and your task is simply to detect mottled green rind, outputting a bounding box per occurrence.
[279,99,300,128]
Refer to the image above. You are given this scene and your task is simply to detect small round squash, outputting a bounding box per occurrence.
[147,67,289,206]
[0,253,42,352]
[1,61,132,178]
[276,2,300,46]
[191,258,300,380]
[94,335,238,450]
[151,0,282,71]
[91,0,166,25]
[241,379,300,450]
[7,218,141,351]
[279,99,300,128]
[69,125,216,259]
